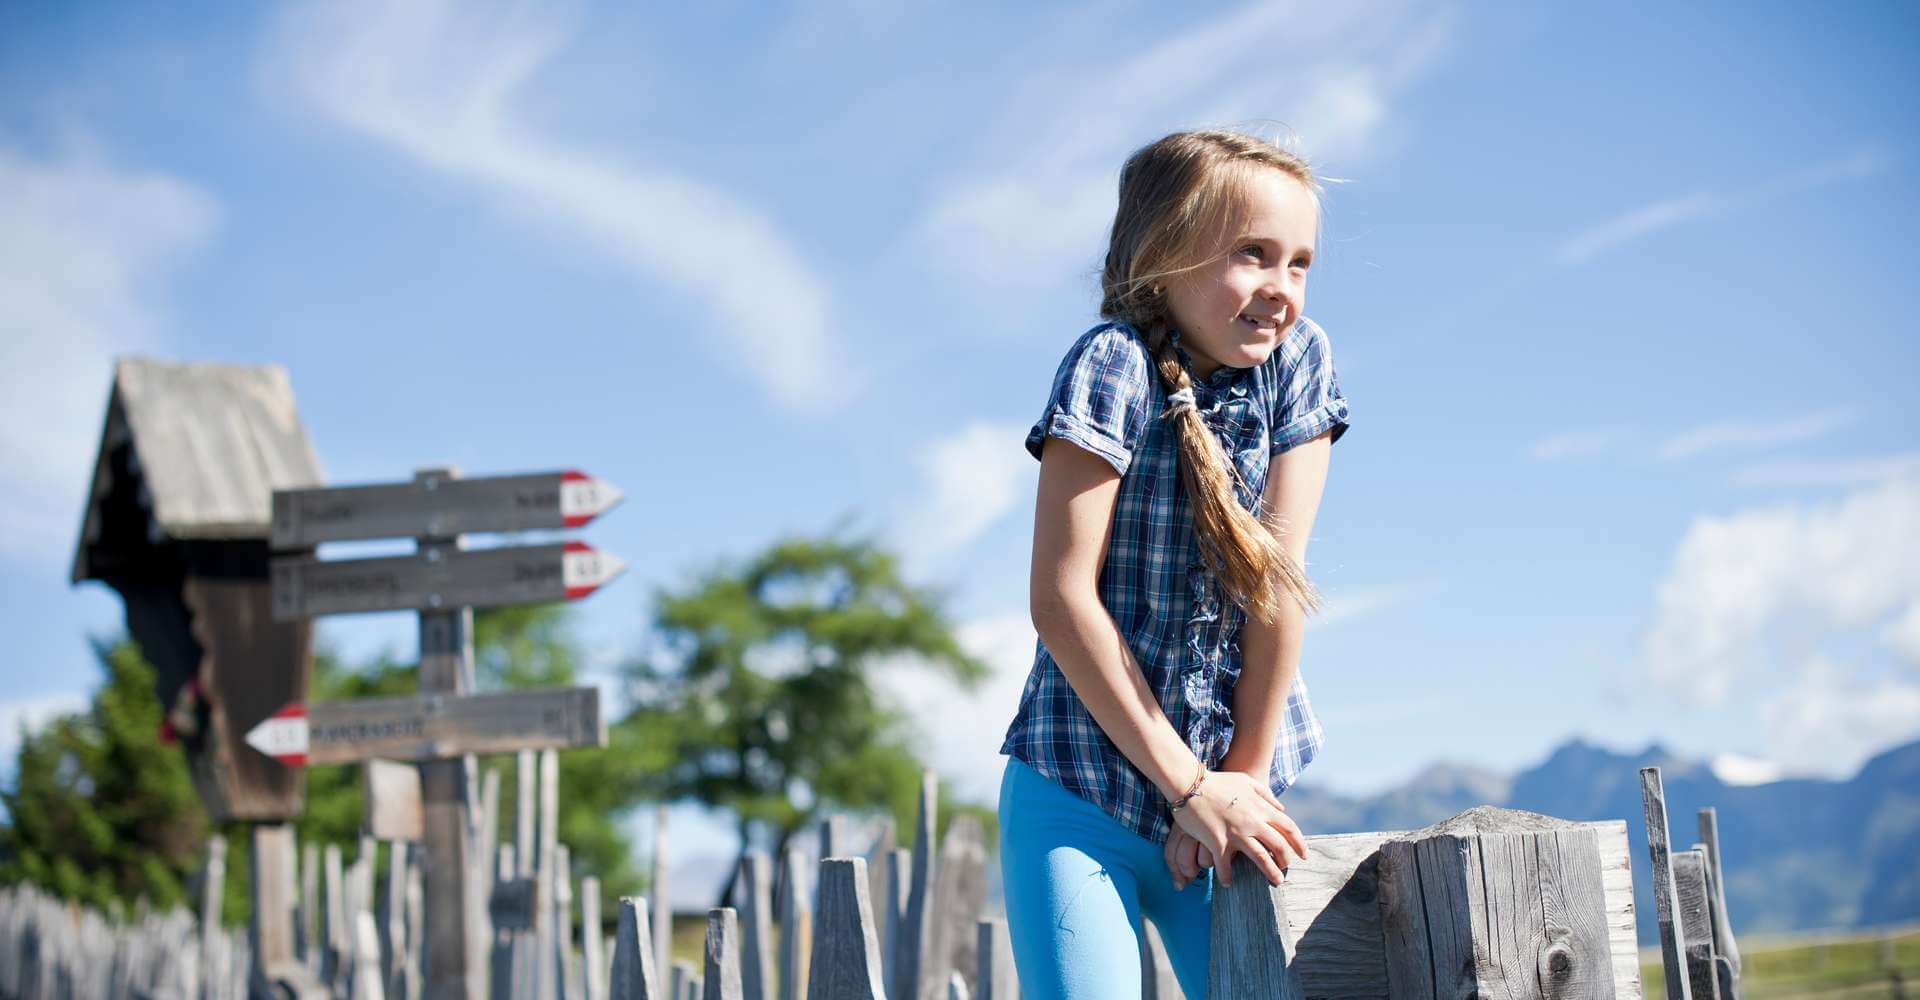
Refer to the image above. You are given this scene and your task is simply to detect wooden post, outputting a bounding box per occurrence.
[737,853,776,1000]
[926,816,987,1000]
[419,467,482,999]
[301,841,320,974]
[865,817,894,963]
[1696,808,1741,979]
[975,920,1015,1000]
[385,840,410,997]
[325,842,347,991]
[251,825,301,989]
[1140,918,1181,1000]
[807,858,886,1000]
[492,845,518,1000]
[654,806,674,985]
[536,747,561,1000]
[706,908,745,1000]
[200,833,227,1000]
[1208,855,1303,1000]
[820,816,852,862]
[406,860,427,1000]
[1376,823,1613,999]
[946,971,970,1000]
[778,846,812,1000]
[898,772,938,1000]
[559,844,582,1000]
[1640,767,1694,1000]
[611,896,663,1000]
[672,961,696,1000]
[517,749,539,999]
[584,877,605,1000]
[884,848,910,994]
[1673,849,1722,1000]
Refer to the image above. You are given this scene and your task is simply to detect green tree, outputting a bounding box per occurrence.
[0,637,205,914]
[622,531,989,902]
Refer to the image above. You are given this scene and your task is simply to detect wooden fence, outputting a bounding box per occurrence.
[2,763,1760,999]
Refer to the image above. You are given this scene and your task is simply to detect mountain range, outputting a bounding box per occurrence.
[1281,737,1920,943]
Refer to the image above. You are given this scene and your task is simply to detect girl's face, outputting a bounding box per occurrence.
[1163,168,1318,381]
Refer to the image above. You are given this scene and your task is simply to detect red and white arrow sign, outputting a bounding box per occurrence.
[562,541,627,600]
[245,703,310,767]
[559,470,624,528]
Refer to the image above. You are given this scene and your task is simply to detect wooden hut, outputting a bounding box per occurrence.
[70,356,324,821]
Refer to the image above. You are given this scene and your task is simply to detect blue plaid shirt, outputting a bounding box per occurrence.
[1000,316,1349,845]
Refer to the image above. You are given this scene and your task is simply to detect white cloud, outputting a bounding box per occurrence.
[1708,751,1782,787]
[1315,580,1423,628]
[263,0,849,411]
[899,422,1035,562]
[1657,408,1854,462]
[0,145,219,568]
[0,691,91,764]
[874,612,1035,804]
[1529,426,1631,462]
[1760,655,1920,780]
[1641,477,1920,708]
[1883,602,1920,664]
[914,0,1457,287]
[1731,452,1920,489]
[1552,148,1888,267]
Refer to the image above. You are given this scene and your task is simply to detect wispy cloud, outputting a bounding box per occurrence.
[1731,451,1920,488]
[0,691,90,764]
[1529,426,1632,462]
[1641,476,1920,709]
[873,612,1036,803]
[1657,408,1854,461]
[1553,148,1889,266]
[1316,580,1425,627]
[0,144,218,568]
[263,0,850,411]
[1760,654,1920,781]
[899,422,1035,562]
[913,0,1458,288]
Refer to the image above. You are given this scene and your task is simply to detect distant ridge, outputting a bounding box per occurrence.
[1283,737,1920,943]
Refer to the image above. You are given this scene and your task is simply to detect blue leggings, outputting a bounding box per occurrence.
[997,756,1212,999]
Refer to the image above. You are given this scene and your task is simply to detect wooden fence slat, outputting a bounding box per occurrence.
[1674,849,1722,1000]
[1207,855,1304,1000]
[654,807,674,984]
[559,845,583,1000]
[976,919,1017,1000]
[899,772,938,1000]
[866,817,894,965]
[252,824,301,990]
[325,842,347,992]
[1640,768,1694,1000]
[884,848,910,993]
[778,846,812,1000]
[926,815,986,1000]
[584,877,605,1000]
[706,908,745,1000]
[946,970,970,1000]
[1697,808,1741,981]
[733,853,775,1000]
[200,833,227,1000]
[302,841,320,974]
[1140,918,1182,1000]
[611,896,663,1000]
[807,858,887,1000]
[535,747,561,1000]
[493,844,518,1000]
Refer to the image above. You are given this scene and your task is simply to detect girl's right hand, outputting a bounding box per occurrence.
[1171,770,1308,887]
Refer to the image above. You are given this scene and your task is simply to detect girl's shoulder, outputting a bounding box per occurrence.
[1048,319,1156,398]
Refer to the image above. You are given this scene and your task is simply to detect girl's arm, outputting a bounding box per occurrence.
[1220,429,1334,777]
[1030,439,1201,800]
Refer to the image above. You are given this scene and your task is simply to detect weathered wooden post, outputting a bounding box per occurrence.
[1140,918,1180,1000]
[946,971,970,1000]
[737,853,776,1000]
[611,896,663,1000]
[1673,849,1722,1000]
[252,823,323,996]
[200,833,227,1000]
[865,817,895,962]
[898,771,938,1000]
[778,846,812,1000]
[926,815,987,999]
[707,908,746,1000]
[975,919,1016,1000]
[672,960,697,1000]
[1697,808,1741,982]
[325,842,347,991]
[1375,809,1614,999]
[1641,767,1695,1000]
[1208,855,1303,1000]
[584,877,606,1000]
[655,807,674,983]
[807,859,886,1000]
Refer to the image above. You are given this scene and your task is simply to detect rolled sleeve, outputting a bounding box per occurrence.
[1024,324,1152,476]
[1269,316,1350,455]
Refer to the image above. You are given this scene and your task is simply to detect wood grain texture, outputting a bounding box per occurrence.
[737,853,776,1000]
[977,919,1017,1000]
[612,897,663,1000]
[779,846,813,1000]
[705,908,745,1000]
[807,859,887,1000]
[1673,850,1721,1000]
[1641,768,1694,1000]
[1208,855,1304,1000]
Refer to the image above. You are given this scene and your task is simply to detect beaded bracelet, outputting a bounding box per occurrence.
[1168,761,1207,811]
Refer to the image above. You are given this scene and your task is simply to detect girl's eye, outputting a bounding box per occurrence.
[1238,245,1265,260]
[1292,258,1312,271]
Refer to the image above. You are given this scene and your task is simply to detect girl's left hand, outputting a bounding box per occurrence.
[1164,826,1215,891]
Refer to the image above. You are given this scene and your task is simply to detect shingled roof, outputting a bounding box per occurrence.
[71,356,325,583]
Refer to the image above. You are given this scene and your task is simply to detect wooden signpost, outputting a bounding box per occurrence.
[269,466,626,999]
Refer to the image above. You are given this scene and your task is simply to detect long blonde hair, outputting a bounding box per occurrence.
[1099,129,1326,622]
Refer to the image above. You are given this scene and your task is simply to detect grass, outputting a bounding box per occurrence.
[1641,928,1917,999]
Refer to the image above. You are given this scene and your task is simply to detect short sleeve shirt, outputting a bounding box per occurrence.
[999,316,1350,845]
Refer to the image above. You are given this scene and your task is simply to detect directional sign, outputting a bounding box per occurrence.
[271,470,623,549]
[270,540,624,621]
[243,687,604,767]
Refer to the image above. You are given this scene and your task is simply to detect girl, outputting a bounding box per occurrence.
[997,129,1349,999]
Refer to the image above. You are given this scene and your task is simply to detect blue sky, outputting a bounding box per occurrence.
[3,0,1917,890]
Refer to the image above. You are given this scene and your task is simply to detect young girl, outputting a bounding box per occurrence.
[997,129,1349,999]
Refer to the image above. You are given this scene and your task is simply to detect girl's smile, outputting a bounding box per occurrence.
[1164,168,1319,381]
